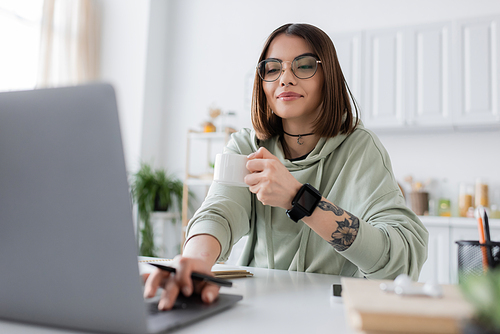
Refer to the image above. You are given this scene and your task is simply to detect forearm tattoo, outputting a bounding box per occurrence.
[318,200,360,252]
[318,201,344,216]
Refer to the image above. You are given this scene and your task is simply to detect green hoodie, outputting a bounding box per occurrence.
[186,122,428,280]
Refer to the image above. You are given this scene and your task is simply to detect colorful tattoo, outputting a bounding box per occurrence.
[318,201,360,251]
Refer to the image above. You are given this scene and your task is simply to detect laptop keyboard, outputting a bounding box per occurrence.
[147,300,187,314]
[146,294,205,315]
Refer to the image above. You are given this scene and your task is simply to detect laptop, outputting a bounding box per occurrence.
[0,83,242,333]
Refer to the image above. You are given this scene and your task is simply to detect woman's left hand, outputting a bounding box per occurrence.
[245,147,302,209]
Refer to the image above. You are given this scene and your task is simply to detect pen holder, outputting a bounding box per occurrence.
[456,240,500,284]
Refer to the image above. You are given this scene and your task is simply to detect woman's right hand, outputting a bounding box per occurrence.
[143,234,222,311]
[143,255,220,310]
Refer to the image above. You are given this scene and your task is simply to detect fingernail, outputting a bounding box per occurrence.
[206,292,215,303]
[247,152,255,158]
[158,298,169,310]
[183,286,192,296]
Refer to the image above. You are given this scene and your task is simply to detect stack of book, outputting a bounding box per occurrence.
[341,277,473,334]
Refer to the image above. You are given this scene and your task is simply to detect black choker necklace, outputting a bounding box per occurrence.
[283,131,314,145]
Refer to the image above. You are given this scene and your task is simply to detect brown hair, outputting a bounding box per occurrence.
[251,23,359,140]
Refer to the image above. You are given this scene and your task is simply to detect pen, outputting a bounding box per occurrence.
[148,263,233,288]
[483,209,494,268]
[476,207,489,272]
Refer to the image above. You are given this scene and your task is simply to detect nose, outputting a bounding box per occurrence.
[279,61,296,87]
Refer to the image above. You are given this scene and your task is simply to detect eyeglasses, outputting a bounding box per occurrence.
[257,55,322,82]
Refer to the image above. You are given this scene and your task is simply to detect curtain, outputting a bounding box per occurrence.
[36,0,99,88]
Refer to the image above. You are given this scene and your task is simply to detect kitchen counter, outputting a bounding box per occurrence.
[418,215,500,228]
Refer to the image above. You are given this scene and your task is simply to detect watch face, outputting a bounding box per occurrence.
[297,187,320,213]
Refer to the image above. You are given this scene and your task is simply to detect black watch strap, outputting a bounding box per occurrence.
[286,204,309,223]
[286,183,322,223]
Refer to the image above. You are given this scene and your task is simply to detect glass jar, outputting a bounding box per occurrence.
[474,178,489,208]
[459,183,473,217]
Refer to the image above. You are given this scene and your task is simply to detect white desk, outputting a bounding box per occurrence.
[0,266,355,334]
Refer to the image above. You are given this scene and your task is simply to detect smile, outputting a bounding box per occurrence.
[277,92,302,101]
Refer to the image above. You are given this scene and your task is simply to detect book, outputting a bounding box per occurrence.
[341,277,473,334]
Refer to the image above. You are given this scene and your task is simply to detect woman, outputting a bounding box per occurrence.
[144,23,428,310]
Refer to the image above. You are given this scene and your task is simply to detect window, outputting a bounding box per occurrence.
[0,0,44,92]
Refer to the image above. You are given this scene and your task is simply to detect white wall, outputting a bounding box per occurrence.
[99,0,500,214]
[140,0,170,169]
[98,0,150,172]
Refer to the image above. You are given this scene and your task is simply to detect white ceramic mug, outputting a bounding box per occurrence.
[213,153,250,187]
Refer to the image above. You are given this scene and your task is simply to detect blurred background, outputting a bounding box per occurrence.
[2,1,500,264]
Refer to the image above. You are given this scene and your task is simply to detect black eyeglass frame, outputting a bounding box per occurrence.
[257,55,322,82]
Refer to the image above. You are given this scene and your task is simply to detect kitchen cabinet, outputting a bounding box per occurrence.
[419,216,500,284]
[363,22,453,129]
[337,15,500,131]
[452,16,500,126]
[363,27,406,128]
[406,22,453,128]
[418,222,450,284]
[449,224,478,284]
[330,31,363,112]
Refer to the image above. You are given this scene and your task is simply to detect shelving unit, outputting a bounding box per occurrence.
[181,129,234,245]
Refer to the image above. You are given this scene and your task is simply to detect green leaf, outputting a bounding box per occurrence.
[130,162,193,257]
[460,268,500,331]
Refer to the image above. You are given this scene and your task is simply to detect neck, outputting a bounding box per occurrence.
[282,120,319,159]
[282,132,320,160]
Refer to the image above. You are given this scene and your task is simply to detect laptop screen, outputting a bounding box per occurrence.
[0,84,148,333]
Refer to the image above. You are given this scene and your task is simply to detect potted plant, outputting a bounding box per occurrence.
[131,163,185,257]
[460,268,500,334]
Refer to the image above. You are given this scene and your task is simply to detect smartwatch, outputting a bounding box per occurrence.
[286,183,322,223]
